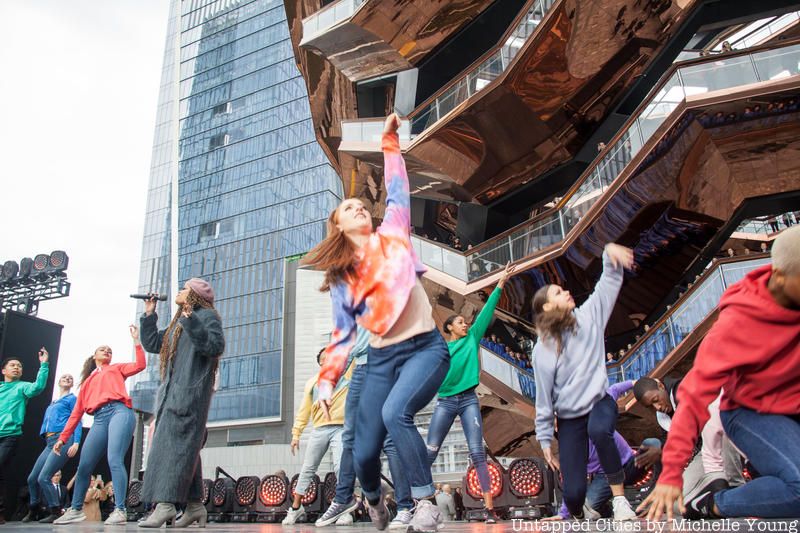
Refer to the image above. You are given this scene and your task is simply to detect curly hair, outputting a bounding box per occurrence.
[159,289,220,378]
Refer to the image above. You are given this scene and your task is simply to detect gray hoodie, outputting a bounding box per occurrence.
[533,249,623,449]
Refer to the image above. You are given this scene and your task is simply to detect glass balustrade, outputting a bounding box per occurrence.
[400,43,800,282]
[301,0,366,43]
[606,257,770,384]
[409,0,556,135]
[479,347,536,402]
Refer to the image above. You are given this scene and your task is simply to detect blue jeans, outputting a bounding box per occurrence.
[296,425,343,495]
[427,390,491,493]
[558,395,624,517]
[28,434,75,508]
[354,329,450,501]
[715,408,800,518]
[334,364,413,511]
[71,402,135,511]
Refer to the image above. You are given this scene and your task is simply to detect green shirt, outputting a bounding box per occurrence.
[438,287,502,397]
[0,362,49,437]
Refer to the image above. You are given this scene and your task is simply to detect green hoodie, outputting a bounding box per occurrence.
[0,362,49,437]
[438,287,502,397]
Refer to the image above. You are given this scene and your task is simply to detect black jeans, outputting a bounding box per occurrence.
[557,395,624,517]
[0,435,20,517]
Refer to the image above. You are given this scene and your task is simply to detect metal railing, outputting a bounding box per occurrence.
[606,256,769,384]
[408,0,556,134]
[398,41,800,282]
[480,346,536,402]
[716,11,800,52]
[300,0,366,44]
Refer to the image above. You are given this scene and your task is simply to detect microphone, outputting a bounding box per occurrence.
[130,294,168,301]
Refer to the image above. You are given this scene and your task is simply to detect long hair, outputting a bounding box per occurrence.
[300,207,358,292]
[79,355,98,385]
[159,290,218,378]
[532,284,577,355]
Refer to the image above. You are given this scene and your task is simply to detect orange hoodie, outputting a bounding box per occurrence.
[660,265,800,487]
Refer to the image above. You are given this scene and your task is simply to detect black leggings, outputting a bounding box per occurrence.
[558,395,624,517]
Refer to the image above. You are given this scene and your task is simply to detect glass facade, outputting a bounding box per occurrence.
[133,0,343,423]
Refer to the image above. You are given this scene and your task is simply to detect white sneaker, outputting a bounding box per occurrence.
[282,505,306,525]
[409,500,443,532]
[54,508,86,525]
[335,512,354,525]
[389,509,413,529]
[104,508,127,525]
[583,502,601,520]
[612,496,637,521]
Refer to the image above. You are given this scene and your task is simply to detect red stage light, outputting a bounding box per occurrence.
[213,479,228,507]
[632,467,654,489]
[508,458,543,497]
[235,476,258,506]
[202,479,213,506]
[466,462,503,499]
[291,475,318,505]
[259,475,288,507]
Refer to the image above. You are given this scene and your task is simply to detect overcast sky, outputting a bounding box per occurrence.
[0,1,170,394]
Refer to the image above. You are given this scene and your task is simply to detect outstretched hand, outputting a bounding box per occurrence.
[38,347,49,364]
[383,113,401,135]
[498,262,517,289]
[605,243,635,270]
[636,483,684,521]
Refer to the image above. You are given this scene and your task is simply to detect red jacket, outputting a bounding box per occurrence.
[660,265,800,487]
[59,344,146,444]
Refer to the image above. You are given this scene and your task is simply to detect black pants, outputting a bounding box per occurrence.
[0,436,20,518]
[557,395,624,517]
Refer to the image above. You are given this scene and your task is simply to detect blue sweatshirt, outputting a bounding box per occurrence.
[40,393,82,442]
[533,249,624,449]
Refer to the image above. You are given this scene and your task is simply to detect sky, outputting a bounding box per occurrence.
[0,1,171,395]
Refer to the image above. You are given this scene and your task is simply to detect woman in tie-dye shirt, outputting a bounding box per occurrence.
[302,114,450,532]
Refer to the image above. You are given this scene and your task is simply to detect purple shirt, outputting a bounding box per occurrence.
[559,381,635,519]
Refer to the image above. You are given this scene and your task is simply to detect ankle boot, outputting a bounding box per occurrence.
[174,502,207,528]
[138,503,177,528]
[39,507,63,523]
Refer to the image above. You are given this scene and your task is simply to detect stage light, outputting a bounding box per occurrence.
[506,458,555,520]
[126,480,145,521]
[290,473,323,521]
[624,462,659,507]
[232,475,260,522]
[47,250,69,272]
[323,472,337,507]
[19,258,33,278]
[255,474,290,522]
[465,461,504,500]
[508,458,543,497]
[1,261,18,282]
[202,479,213,506]
[208,477,235,523]
[32,254,49,278]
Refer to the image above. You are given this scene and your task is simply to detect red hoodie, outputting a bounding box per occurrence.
[660,265,800,488]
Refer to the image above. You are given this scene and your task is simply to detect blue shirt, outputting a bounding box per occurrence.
[40,393,82,441]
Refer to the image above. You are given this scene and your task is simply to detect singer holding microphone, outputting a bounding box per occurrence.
[53,325,146,525]
[138,278,224,528]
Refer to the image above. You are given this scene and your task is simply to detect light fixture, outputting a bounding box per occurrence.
[255,474,289,522]
[47,250,69,272]
[232,475,260,522]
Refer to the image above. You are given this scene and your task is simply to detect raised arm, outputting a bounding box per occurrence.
[377,114,411,239]
[139,312,166,354]
[317,282,358,401]
[469,264,515,341]
[23,359,49,399]
[118,326,147,378]
[179,308,225,358]
[580,244,631,327]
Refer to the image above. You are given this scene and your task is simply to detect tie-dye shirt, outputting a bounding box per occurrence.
[317,132,426,400]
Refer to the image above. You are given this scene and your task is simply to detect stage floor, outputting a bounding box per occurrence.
[1,518,797,532]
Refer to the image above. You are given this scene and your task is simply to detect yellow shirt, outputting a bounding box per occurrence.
[291,361,353,439]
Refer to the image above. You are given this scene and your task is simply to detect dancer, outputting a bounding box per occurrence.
[546,380,662,520]
[138,278,224,528]
[315,327,415,529]
[283,349,350,525]
[639,226,800,520]
[53,325,146,525]
[24,373,82,523]
[533,243,638,521]
[427,263,515,524]
[302,113,450,532]
[0,348,49,523]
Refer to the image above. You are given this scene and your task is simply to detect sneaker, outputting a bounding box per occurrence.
[409,500,443,532]
[485,508,501,524]
[282,506,306,525]
[389,509,413,529]
[685,478,728,520]
[583,502,601,520]
[336,513,354,525]
[612,496,637,521]
[105,508,128,525]
[368,499,390,531]
[316,499,359,527]
[54,508,87,525]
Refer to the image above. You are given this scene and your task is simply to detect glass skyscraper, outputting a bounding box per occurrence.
[132,0,342,424]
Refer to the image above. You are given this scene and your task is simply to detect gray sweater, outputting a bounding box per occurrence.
[533,249,623,449]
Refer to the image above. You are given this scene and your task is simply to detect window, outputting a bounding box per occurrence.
[198,221,219,242]
[208,133,230,150]
[212,101,232,116]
